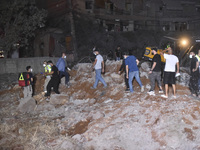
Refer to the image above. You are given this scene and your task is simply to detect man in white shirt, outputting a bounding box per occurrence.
[91,50,107,89]
[161,47,179,98]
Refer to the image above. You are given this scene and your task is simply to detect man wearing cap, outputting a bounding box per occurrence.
[91,49,107,89]
[147,48,163,96]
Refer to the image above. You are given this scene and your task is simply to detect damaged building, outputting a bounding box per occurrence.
[34,0,200,57]
[76,0,200,32]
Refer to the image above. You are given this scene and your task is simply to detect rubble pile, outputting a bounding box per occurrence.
[0,60,200,150]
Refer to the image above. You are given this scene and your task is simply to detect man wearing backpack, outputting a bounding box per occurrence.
[23,66,33,98]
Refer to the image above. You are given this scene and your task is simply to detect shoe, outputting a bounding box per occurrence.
[46,98,50,102]
[125,88,130,92]
[90,86,96,89]
[172,95,177,98]
[66,83,70,88]
[55,92,60,94]
[159,90,164,93]
[103,86,108,89]
[161,95,168,98]
[147,90,155,96]
[141,86,144,92]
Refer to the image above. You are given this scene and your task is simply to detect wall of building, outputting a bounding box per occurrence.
[0,57,60,74]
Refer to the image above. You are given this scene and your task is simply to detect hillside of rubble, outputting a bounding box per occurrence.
[0,60,200,150]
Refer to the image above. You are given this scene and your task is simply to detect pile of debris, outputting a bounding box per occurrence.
[0,60,200,150]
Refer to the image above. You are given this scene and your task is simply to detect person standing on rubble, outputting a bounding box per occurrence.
[195,49,200,91]
[147,48,163,96]
[91,49,107,89]
[43,60,51,93]
[45,61,60,99]
[56,52,70,88]
[115,46,121,61]
[23,66,33,98]
[189,51,199,97]
[118,52,129,92]
[160,47,179,98]
[124,52,144,93]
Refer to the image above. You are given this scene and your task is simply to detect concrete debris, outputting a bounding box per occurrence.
[17,97,36,113]
[0,60,199,150]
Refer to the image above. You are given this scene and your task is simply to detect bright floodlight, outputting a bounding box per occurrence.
[181,39,187,46]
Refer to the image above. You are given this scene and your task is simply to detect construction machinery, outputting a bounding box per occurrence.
[143,35,200,66]
[143,47,166,63]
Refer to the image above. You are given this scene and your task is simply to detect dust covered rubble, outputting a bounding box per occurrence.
[1,60,200,150]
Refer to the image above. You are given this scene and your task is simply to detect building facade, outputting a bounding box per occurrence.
[76,0,200,32]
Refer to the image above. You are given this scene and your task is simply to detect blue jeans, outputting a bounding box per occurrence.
[116,57,120,61]
[93,69,107,88]
[128,71,143,93]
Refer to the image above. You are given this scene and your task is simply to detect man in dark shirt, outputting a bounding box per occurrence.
[189,51,199,97]
[147,48,163,96]
[45,60,60,98]
[118,52,129,91]
[115,46,121,61]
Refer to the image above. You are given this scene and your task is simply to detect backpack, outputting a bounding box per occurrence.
[18,72,30,87]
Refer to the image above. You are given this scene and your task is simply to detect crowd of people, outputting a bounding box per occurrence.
[115,46,200,99]
[22,52,70,100]
[22,46,200,100]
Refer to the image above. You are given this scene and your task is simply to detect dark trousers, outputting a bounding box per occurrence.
[124,73,129,89]
[59,71,69,84]
[189,73,199,96]
[46,78,60,96]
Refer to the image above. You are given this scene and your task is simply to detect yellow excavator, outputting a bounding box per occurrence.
[143,36,200,66]
[143,47,166,63]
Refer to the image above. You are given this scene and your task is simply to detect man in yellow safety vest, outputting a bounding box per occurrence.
[43,60,51,93]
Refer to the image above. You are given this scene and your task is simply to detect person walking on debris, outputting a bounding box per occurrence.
[147,48,163,96]
[160,47,179,98]
[118,52,129,92]
[43,60,51,93]
[195,49,200,91]
[45,61,60,99]
[23,66,33,98]
[124,52,144,93]
[189,51,199,97]
[115,46,121,61]
[91,49,107,89]
[56,52,70,88]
